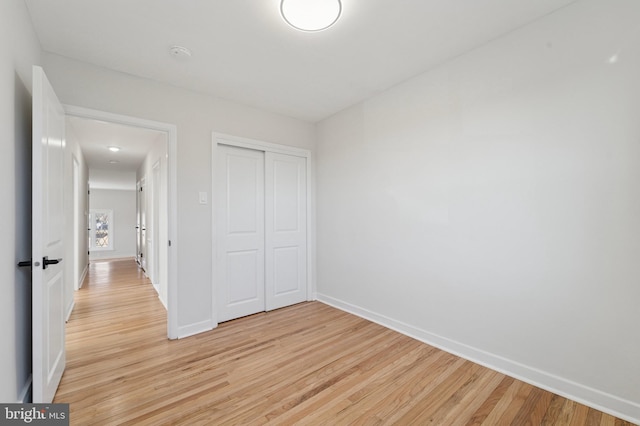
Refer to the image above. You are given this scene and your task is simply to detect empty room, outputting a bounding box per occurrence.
[1,0,639,424]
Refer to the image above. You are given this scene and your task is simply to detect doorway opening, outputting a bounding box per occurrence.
[65,105,178,339]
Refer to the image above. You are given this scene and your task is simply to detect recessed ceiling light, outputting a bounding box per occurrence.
[108,146,121,152]
[109,160,119,164]
[280,0,342,32]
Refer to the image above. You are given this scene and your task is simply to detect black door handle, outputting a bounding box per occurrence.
[18,259,32,268]
[43,256,63,269]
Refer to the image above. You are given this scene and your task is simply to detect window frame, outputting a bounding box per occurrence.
[89,209,114,251]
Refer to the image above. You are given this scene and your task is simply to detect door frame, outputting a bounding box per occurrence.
[72,155,80,292]
[139,176,147,272]
[152,160,161,290]
[65,105,179,339]
[211,132,315,327]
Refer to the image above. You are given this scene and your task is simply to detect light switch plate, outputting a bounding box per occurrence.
[199,192,207,205]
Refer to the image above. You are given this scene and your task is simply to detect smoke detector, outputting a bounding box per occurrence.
[170,45,192,59]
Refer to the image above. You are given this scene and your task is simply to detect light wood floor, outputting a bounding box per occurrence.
[55,259,635,425]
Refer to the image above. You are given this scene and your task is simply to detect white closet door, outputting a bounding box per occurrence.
[265,152,307,311]
[216,145,266,322]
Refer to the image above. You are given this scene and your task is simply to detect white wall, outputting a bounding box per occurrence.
[89,189,137,260]
[42,53,317,336]
[64,121,89,317]
[316,0,640,422]
[137,132,169,306]
[90,169,137,191]
[0,0,41,403]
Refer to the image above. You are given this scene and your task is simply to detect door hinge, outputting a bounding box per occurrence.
[168,240,172,247]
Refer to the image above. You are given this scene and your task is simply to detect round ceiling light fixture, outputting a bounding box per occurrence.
[108,146,121,152]
[280,0,342,32]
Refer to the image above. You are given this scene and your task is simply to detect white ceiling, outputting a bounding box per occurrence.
[67,116,165,187]
[25,0,577,123]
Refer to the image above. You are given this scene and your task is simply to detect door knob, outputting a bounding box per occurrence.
[43,256,63,269]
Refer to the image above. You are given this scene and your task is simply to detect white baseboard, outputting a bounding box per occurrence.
[158,294,168,310]
[316,293,640,425]
[65,300,75,322]
[177,319,216,339]
[18,375,32,403]
[78,264,88,289]
[90,256,137,263]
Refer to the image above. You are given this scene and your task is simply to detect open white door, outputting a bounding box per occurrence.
[32,66,66,402]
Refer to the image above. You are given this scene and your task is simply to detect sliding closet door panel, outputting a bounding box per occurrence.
[265,153,307,311]
[216,145,265,322]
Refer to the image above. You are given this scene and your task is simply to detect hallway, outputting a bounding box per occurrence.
[54,258,168,423]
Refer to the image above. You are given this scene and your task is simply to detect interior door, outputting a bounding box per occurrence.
[265,153,307,310]
[216,145,265,322]
[140,178,147,271]
[32,66,66,403]
[136,181,141,266]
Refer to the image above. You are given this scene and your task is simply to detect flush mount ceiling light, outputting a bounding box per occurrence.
[280,0,342,32]
[108,146,121,152]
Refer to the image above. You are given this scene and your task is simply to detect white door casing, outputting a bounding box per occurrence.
[72,156,80,291]
[152,161,161,287]
[265,152,307,310]
[216,145,266,322]
[136,181,141,266]
[63,106,178,340]
[32,66,66,403]
[145,174,152,279]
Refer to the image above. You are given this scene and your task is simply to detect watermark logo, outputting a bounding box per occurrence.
[1,404,68,425]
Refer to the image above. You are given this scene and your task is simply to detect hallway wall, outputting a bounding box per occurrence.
[64,123,89,317]
[137,132,169,306]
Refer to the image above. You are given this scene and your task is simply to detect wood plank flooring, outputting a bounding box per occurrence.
[55,259,636,425]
